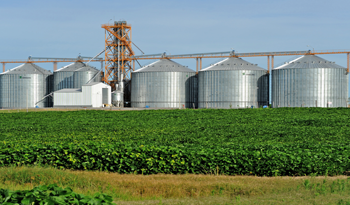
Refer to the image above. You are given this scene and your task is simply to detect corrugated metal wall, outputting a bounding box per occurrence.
[73,71,101,88]
[0,74,52,108]
[131,72,198,108]
[54,71,74,91]
[198,70,269,108]
[272,68,348,107]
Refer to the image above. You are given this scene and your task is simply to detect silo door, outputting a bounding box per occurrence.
[102,88,108,104]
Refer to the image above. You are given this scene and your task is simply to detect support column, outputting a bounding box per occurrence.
[53,62,57,72]
[196,58,198,74]
[133,60,135,71]
[347,53,349,73]
[270,56,273,107]
[267,56,270,73]
[200,58,202,70]
[2,63,5,73]
[271,55,274,70]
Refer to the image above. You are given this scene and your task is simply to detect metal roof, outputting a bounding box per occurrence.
[83,82,107,86]
[133,59,195,73]
[55,62,87,72]
[75,65,99,72]
[201,57,265,71]
[274,55,345,69]
[0,63,52,75]
[54,88,82,93]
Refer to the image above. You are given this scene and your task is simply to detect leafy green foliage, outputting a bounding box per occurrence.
[0,108,349,176]
[0,184,115,204]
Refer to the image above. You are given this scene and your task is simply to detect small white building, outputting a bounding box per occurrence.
[54,82,111,108]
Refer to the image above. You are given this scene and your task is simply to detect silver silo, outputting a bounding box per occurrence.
[0,63,53,108]
[131,59,197,108]
[73,66,101,88]
[272,55,348,108]
[198,57,269,108]
[54,62,85,91]
[112,91,124,107]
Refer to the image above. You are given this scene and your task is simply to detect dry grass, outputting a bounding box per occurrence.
[116,193,350,205]
[1,166,350,204]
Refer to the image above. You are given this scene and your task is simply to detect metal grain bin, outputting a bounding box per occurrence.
[73,66,101,89]
[0,63,53,108]
[198,57,269,108]
[54,62,85,91]
[112,91,124,107]
[272,55,348,108]
[131,59,197,108]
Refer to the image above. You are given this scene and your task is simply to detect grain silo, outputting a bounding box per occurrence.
[131,59,197,108]
[112,91,124,107]
[198,57,269,108]
[73,66,101,89]
[53,62,85,91]
[0,63,53,108]
[272,55,348,108]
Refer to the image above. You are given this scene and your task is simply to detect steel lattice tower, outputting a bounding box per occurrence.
[101,21,134,90]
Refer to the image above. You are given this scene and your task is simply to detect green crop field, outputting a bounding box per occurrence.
[0,108,349,176]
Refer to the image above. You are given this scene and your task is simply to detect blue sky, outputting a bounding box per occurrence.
[1,0,350,94]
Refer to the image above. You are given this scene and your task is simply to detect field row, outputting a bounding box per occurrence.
[0,142,349,176]
[0,108,349,176]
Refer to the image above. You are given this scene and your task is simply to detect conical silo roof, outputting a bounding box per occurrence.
[274,55,345,69]
[75,65,99,72]
[201,57,265,71]
[1,63,52,75]
[134,59,195,73]
[56,62,86,72]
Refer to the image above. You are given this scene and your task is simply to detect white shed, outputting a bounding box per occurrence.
[54,82,111,107]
